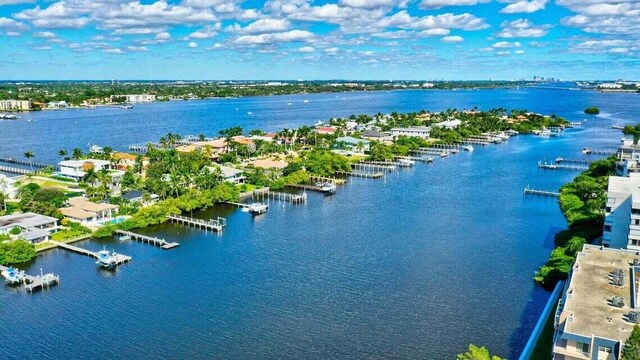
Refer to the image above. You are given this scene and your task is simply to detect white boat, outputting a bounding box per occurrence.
[570,122,582,127]
[316,182,337,193]
[505,129,519,136]
[1,267,24,284]
[120,104,133,109]
[440,151,449,158]
[303,99,309,103]
[397,158,416,166]
[426,157,435,163]
[538,128,551,137]
[96,249,117,269]
[462,145,474,152]
[246,202,268,214]
[582,147,592,155]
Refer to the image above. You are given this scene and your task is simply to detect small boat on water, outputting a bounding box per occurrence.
[120,104,134,109]
[538,128,552,137]
[426,157,435,163]
[462,145,474,152]
[582,147,592,155]
[119,235,131,241]
[570,122,582,127]
[397,158,416,166]
[303,99,309,103]
[440,151,449,158]
[1,267,24,284]
[246,202,268,214]
[505,129,519,136]
[96,249,117,269]
[316,182,337,193]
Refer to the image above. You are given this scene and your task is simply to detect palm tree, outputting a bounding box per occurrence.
[72,148,83,160]
[81,168,98,185]
[198,133,206,141]
[23,151,34,172]
[58,149,68,160]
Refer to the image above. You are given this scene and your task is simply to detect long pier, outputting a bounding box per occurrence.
[537,161,588,171]
[287,183,334,193]
[52,241,132,265]
[458,140,489,146]
[253,189,307,204]
[168,215,226,232]
[583,149,616,156]
[0,265,60,293]
[0,165,36,175]
[361,160,411,168]
[115,230,179,250]
[554,157,592,165]
[0,157,58,170]
[396,155,429,162]
[524,186,560,197]
[335,170,384,179]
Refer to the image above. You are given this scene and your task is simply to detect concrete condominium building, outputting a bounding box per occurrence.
[111,94,156,103]
[553,245,640,360]
[603,176,640,250]
[0,100,31,111]
[390,126,431,139]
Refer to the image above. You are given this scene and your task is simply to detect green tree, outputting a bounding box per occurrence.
[23,151,34,172]
[58,149,68,159]
[72,148,83,159]
[623,325,640,360]
[457,344,505,360]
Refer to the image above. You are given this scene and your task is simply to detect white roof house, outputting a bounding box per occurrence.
[59,159,110,179]
[433,119,462,130]
[208,165,245,184]
[0,212,58,243]
[390,126,431,139]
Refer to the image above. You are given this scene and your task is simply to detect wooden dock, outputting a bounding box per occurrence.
[361,160,411,168]
[287,183,334,193]
[116,230,179,250]
[253,189,307,203]
[0,265,60,293]
[52,241,132,265]
[0,165,36,175]
[396,155,429,162]
[524,186,560,197]
[458,140,489,146]
[583,149,616,156]
[538,161,588,171]
[168,215,227,232]
[335,170,384,179]
[554,157,592,165]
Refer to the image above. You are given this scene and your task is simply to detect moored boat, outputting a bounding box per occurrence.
[1,267,24,284]
[462,145,474,152]
[316,182,337,193]
[96,249,117,269]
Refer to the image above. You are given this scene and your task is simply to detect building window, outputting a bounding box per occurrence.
[636,219,640,226]
[607,207,612,213]
[578,342,590,354]
[599,346,612,353]
[604,225,612,232]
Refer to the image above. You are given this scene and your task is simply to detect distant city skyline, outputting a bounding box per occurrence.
[0,0,638,80]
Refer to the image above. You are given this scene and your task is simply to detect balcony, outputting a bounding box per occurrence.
[553,339,590,360]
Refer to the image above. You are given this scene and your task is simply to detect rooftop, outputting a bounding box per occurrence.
[559,245,640,340]
[391,126,432,132]
[0,212,58,229]
[59,159,110,167]
[67,197,119,212]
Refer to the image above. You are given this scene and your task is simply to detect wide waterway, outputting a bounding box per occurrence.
[0,86,637,359]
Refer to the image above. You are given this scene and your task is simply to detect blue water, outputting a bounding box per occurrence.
[0,86,636,359]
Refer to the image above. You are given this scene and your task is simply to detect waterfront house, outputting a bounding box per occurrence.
[59,197,119,225]
[361,130,393,142]
[433,119,462,130]
[390,126,431,139]
[112,152,149,174]
[246,158,287,170]
[0,212,58,243]
[207,165,245,184]
[316,127,338,135]
[59,159,111,180]
[176,139,227,160]
[333,136,370,152]
[121,190,158,206]
[553,245,637,360]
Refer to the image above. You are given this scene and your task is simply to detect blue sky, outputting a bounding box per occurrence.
[0,0,638,80]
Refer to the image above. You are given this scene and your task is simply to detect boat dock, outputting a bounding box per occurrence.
[523,186,560,197]
[426,144,461,150]
[538,161,588,171]
[396,155,429,162]
[361,160,411,168]
[554,157,592,165]
[0,165,36,175]
[51,241,132,265]
[287,183,334,193]
[583,149,616,156]
[352,163,396,172]
[168,215,226,232]
[0,157,58,170]
[335,170,384,179]
[253,189,307,204]
[0,265,60,293]
[458,140,489,146]
[308,175,345,185]
[115,230,179,250]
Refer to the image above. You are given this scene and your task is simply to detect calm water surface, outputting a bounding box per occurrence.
[0,87,637,359]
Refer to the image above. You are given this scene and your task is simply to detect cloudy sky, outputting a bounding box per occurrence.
[0,0,638,80]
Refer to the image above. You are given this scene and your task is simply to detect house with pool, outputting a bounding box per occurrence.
[59,197,120,226]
